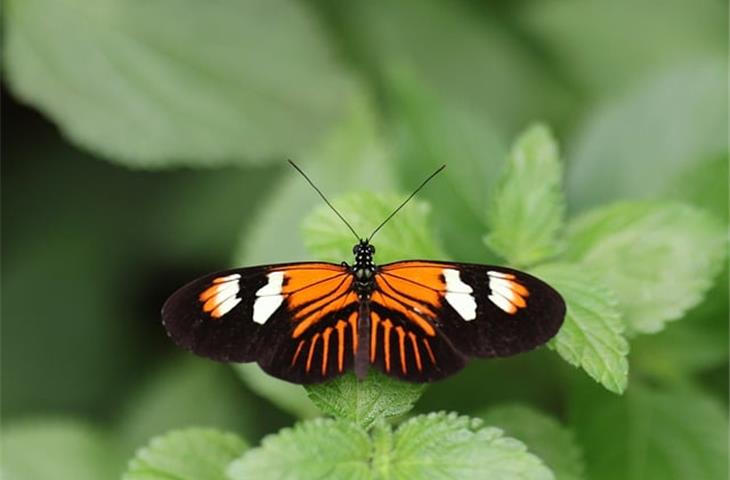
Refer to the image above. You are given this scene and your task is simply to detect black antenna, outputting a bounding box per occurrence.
[288,160,361,241]
[368,164,446,242]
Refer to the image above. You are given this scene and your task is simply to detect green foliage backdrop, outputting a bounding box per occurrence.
[2,1,727,479]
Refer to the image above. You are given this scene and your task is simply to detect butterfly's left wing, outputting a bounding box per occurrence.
[162,262,360,383]
[368,261,565,381]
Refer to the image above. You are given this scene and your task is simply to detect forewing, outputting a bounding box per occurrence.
[373,261,565,376]
[162,262,358,383]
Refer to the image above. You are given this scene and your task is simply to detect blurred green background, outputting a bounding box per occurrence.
[2,0,728,479]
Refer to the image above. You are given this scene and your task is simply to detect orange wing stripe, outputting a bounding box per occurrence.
[291,340,305,366]
[290,276,351,318]
[408,332,422,372]
[375,279,437,336]
[291,283,353,338]
[370,312,381,363]
[510,292,527,308]
[199,283,221,302]
[382,319,393,372]
[321,327,332,375]
[396,326,407,374]
[378,273,440,308]
[292,290,356,339]
[335,320,346,372]
[423,338,436,365]
[306,333,320,373]
[506,280,530,298]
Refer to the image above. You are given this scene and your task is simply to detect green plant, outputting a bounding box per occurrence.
[3,1,726,478]
[119,123,724,479]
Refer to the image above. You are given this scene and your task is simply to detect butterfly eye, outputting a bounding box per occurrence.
[369,245,376,254]
[352,245,359,254]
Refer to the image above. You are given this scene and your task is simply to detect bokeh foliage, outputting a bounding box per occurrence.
[2,0,727,479]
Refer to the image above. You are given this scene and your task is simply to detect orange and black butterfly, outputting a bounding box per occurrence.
[162,162,565,384]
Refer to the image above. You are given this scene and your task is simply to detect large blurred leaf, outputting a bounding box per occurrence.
[2,419,123,480]
[532,263,628,394]
[302,192,446,263]
[480,405,584,480]
[565,202,726,334]
[664,154,729,222]
[416,349,565,417]
[335,0,573,134]
[566,59,727,210]
[1,119,275,418]
[233,363,320,420]
[631,309,729,383]
[306,371,424,430]
[652,154,729,380]
[4,0,354,167]
[118,358,271,457]
[520,0,726,97]
[486,124,565,267]
[570,381,728,480]
[387,74,508,262]
[124,428,247,480]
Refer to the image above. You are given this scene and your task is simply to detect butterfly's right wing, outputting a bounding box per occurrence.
[161,262,359,383]
[367,261,565,382]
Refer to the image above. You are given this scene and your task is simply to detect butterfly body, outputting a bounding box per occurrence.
[162,238,565,384]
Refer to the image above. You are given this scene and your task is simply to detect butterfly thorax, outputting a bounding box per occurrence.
[351,240,376,298]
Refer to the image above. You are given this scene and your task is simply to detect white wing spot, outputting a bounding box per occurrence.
[487,270,515,279]
[214,273,242,284]
[205,275,242,318]
[488,293,516,314]
[213,296,242,317]
[253,271,285,325]
[487,271,527,314]
[443,268,477,321]
[489,281,518,302]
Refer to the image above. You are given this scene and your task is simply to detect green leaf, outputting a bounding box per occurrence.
[233,363,321,419]
[566,58,727,210]
[118,359,266,456]
[531,263,629,394]
[387,73,508,262]
[305,371,425,430]
[227,419,372,480]
[663,154,729,222]
[631,316,729,383]
[520,1,725,97]
[480,405,585,480]
[485,124,565,267]
[230,413,555,480]
[337,0,573,134]
[302,191,447,264]
[2,419,122,480]
[4,0,353,167]
[570,381,728,480]
[124,428,247,480]
[378,412,554,480]
[565,202,726,334]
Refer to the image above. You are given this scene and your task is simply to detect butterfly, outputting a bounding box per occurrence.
[162,162,566,384]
